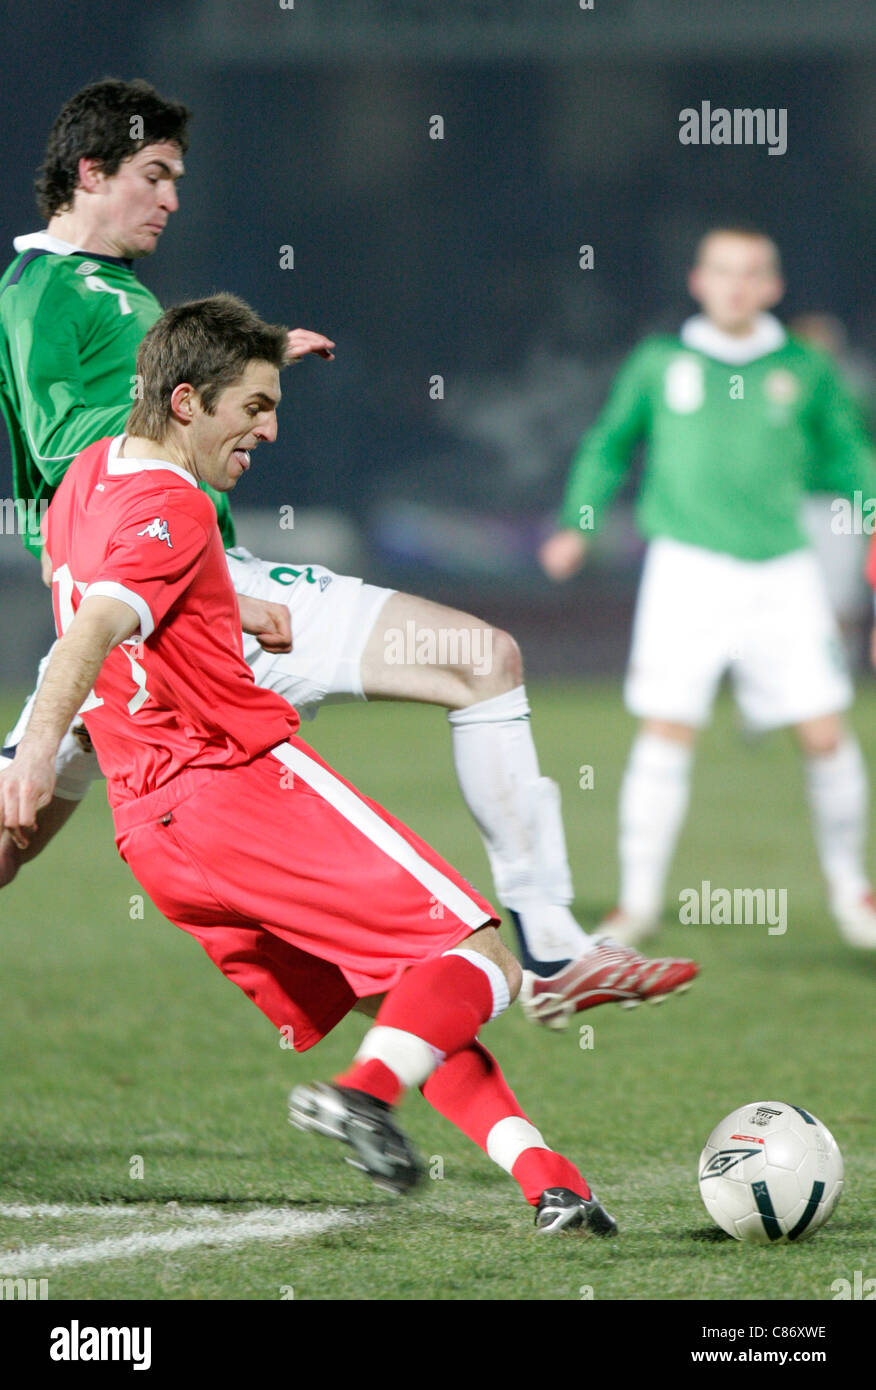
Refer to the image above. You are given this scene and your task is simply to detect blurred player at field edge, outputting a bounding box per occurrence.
[540,228,876,949]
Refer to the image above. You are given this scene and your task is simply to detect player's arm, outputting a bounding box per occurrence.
[2,490,218,844]
[8,278,132,487]
[0,595,139,847]
[807,355,876,499]
[539,341,653,581]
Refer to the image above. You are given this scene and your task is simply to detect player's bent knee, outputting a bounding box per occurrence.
[487,934,524,1002]
[486,627,523,689]
[642,717,697,746]
[456,926,522,1005]
[462,626,522,700]
[794,713,844,758]
[503,953,523,1003]
[804,734,842,758]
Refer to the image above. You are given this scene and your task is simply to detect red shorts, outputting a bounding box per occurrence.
[112,737,497,1051]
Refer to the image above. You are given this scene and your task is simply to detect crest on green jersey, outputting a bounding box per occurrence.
[664,355,705,414]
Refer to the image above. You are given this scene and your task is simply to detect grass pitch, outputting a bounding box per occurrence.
[1,681,874,1301]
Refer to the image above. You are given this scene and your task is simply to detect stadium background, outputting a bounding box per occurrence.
[3,0,876,682]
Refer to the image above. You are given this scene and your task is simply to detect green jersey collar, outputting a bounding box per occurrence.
[13,231,134,269]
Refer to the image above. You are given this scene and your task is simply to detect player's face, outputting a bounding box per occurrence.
[190,361,282,492]
[95,142,185,258]
[688,235,784,334]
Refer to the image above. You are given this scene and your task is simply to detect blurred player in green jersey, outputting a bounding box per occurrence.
[540,227,876,949]
[0,78,697,1023]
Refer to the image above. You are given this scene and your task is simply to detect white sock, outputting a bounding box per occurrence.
[618,732,694,920]
[804,735,870,911]
[448,686,592,961]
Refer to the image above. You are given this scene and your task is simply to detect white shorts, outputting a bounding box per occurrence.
[1,548,396,801]
[624,538,853,731]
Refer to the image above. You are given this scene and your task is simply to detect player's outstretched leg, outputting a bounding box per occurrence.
[420,1039,617,1236]
[289,928,520,1194]
[359,592,591,970]
[359,593,698,1021]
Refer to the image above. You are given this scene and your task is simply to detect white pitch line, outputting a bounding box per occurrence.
[0,1207,368,1274]
[0,1203,226,1222]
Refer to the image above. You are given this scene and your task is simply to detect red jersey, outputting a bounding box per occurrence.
[45,434,299,805]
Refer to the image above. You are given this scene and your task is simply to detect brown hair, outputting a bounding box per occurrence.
[127,294,287,440]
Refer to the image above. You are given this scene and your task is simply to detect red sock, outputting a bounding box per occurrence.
[421,1041,591,1205]
[335,952,501,1105]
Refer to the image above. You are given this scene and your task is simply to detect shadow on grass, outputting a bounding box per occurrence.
[685,1218,862,1245]
[0,1141,258,1172]
[0,1140,382,1209]
[688,1225,734,1243]
[1,1187,379,1210]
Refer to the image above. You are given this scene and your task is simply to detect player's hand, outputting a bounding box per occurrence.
[285,329,335,362]
[237,595,293,653]
[0,753,56,850]
[538,529,588,582]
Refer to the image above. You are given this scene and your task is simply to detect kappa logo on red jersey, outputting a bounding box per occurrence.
[137,517,173,548]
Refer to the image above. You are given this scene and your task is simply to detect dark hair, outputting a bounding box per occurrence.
[35,78,191,219]
[127,294,288,440]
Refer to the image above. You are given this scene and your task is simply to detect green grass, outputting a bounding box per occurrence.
[1,681,874,1300]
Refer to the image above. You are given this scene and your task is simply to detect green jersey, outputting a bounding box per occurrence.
[0,232,235,560]
[558,316,876,561]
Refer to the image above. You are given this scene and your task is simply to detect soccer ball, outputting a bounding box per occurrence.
[698,1101,843,1244]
